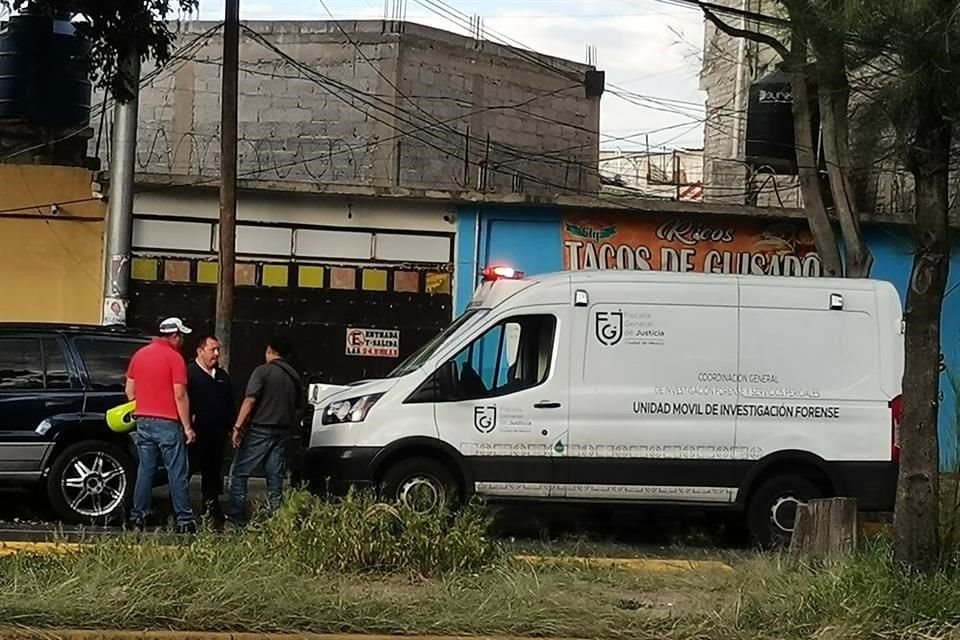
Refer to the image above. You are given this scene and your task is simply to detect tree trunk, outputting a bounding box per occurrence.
[788,36,844,278]
[813,37,873,278]
[893,111,952,573]
[791,498,859,567]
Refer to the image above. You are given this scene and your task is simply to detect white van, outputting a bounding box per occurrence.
[305,267,904,546]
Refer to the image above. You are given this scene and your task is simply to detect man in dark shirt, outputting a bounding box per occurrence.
[187,335,234,522]
[227,336,303,526]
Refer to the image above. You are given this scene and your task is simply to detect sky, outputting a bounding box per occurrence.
[193,0,708,151]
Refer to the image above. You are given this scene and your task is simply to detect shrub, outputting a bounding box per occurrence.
[252,489,499,575]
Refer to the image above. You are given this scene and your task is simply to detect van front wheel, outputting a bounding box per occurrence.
[380,457,458,513]
[746,475,822,549]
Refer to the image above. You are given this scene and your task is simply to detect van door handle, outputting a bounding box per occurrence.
[534,402,562,409]
[44,399,73,409]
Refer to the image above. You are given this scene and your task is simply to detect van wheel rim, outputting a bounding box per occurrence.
[398,476,443,513]
[61,452,127,518]
[770,495,803,534]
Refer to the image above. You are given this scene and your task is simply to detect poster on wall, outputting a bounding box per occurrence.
[345,327,400,358]
[563,213,823,277]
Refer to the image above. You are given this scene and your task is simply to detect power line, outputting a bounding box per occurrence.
[240,24,605,183]
[644,0,789,27]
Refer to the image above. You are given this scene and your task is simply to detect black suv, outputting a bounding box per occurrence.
[0,324,150,523]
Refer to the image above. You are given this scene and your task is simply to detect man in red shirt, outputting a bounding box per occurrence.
[125,317,197,533]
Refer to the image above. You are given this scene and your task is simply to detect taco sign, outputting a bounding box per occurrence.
[563,214,823,277]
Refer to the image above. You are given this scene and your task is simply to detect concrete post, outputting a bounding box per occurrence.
[101,53,141,326]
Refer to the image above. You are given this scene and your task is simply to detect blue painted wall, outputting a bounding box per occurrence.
[454,205,960,469]
[866,227,960,470]
[454,206,562,313]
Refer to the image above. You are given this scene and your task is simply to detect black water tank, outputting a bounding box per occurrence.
[745,70,800,175]
[0,13,92,128]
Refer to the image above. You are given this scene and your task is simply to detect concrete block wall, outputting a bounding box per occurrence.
[699,0,748,204]
[119,20,600,196]
[394,24,598,195]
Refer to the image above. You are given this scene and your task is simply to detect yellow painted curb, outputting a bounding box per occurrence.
[512,554,733,573]
[0,541,83,557]
[0,541,732,574]
[0,632,570,640]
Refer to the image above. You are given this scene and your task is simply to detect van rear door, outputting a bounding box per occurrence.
[736,281,890,464]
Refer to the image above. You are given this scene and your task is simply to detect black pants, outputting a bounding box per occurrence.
[189,428,228,505]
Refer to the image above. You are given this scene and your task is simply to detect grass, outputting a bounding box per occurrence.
[6,492,960,639]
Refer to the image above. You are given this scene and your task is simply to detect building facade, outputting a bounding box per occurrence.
[117,20,602,197]
[91,19,605,388]
[0,165,105,324]
[125,180,456,386]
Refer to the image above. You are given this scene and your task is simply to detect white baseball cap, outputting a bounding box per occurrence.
[158,317,192,335]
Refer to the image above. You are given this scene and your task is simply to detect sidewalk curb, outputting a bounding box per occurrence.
[513,554,733,573]
[1,632,564,640]
[0,541,733,572]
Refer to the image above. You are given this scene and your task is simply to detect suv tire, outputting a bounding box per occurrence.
[746,474,822,549]
[47,440,135,524]
[380,457,459,513]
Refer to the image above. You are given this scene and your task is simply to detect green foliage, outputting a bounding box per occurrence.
[255,489,499,575]
[0,0,199,99]
[734,542,960,637]
[11,529,960,639]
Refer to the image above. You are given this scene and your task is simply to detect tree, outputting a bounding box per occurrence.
[847,0,960,572]
[0,0,199,100]
[703,0,871,279]
[706,0,960,572]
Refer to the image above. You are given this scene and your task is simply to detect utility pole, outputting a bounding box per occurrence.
[101,51,141,326]
[216,0,240,367]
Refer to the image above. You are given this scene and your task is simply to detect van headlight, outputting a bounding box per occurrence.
[322,393,384,425]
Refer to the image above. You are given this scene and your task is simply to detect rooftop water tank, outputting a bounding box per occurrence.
[0,13,92,128]
[745,70,802,175]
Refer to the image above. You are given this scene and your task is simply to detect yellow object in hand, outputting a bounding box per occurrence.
[105,400,137,433]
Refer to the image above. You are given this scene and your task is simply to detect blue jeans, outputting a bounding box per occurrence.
[228,425,288,525]
[133,417,194,526]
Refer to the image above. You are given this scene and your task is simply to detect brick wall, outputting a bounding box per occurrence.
[110,21,600,197]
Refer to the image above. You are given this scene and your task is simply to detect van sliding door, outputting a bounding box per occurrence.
[563,279,740,503]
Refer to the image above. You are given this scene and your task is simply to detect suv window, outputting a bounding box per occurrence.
[0,337,71,391]
[74,337,146,391]
[42,338,71,390]
[447,314,556,401]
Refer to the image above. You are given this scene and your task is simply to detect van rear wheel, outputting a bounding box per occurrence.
[380,457,459,513]
[747,475,822,549]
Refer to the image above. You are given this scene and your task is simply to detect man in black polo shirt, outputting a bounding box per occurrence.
[227,336,303,526]
[187,335,234,522]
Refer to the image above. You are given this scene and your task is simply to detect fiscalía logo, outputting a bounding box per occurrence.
[474,406,498,433]
[595,310,624,347]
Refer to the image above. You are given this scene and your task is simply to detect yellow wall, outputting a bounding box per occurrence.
[0,165,105,323]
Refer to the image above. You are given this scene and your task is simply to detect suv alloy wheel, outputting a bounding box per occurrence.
[46,440,135,524]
